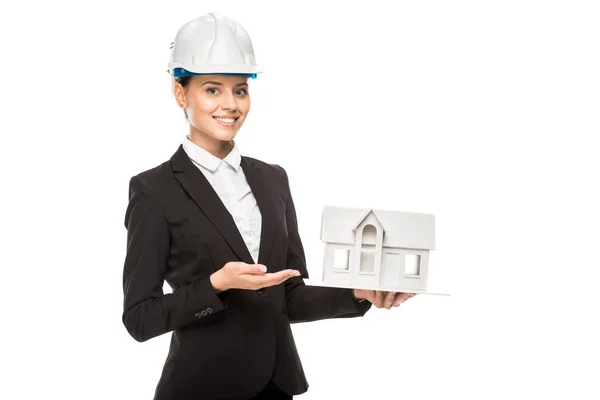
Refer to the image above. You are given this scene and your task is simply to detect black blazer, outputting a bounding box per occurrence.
[122,145,371,400]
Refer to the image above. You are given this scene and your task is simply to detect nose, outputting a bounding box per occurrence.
[221,92,237,112]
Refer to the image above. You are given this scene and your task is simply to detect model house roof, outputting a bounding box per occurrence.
[320,206,435,250]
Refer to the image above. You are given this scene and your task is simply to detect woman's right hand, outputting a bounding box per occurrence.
[210,262,300,292]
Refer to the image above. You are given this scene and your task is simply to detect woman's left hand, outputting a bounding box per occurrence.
[352,289,416,309]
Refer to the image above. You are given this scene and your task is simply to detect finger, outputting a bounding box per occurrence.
[356,290,373,305]
[392,293,405,307]
[271,269,301,285]
[384,291,396,309]
[284,269,302,281]
[393,292,413,307]
[375,291,385,308]
[250,270,300,288]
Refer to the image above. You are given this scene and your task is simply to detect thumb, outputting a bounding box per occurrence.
[239,263,267,275]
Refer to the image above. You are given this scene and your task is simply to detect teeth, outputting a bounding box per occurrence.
[215,117,235,123]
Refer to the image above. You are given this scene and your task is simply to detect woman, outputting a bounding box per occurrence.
[122,12,414,400]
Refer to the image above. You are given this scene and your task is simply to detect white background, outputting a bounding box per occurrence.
[1,0,599,399]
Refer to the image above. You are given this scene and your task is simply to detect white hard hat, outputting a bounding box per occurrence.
[168,13,262,79]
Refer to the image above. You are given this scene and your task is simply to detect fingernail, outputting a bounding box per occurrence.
[293,270,300,276]
[259,266,267,273]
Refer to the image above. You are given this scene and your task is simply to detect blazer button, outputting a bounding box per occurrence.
[206,307,213,314]
[195,312,202,318]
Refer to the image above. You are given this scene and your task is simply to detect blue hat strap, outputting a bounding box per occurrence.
[173,68,257,79]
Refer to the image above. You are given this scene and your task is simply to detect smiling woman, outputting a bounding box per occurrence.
[174,74,251,159]
[121,11,413,400]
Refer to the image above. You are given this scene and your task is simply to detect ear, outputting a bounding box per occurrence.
[173,82,187,108]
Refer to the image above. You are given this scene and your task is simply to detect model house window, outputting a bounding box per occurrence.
[361,223,377,245]
[333,249,350,270]
[404,254,421,276]
[360,250,375,273]
[359,224,377,273]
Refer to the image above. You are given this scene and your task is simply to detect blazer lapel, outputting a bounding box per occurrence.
[240,157,278,266]
[170,145,254,264]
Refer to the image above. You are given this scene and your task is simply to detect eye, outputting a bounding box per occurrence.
[206,87,219,95]
[235,88,248,96]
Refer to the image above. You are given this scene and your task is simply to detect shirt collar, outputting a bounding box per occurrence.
[182,136,241,172]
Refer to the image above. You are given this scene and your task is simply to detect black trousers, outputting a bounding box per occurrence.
[248,380,293,399]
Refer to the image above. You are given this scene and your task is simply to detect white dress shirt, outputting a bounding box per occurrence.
[182,136,262,263]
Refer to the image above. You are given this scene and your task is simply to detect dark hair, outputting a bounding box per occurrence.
[175,76,192,88]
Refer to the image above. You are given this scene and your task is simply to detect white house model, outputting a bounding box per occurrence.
[320,206,435,293]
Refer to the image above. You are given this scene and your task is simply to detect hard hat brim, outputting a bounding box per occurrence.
[172,68,258,79]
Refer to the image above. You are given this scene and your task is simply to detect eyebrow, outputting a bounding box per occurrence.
[201,81,248,87]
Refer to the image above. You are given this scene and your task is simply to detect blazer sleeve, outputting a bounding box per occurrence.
[276,166,372,323]
[122,175,228,342]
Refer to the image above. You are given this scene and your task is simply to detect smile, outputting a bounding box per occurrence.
[213,116,239,127]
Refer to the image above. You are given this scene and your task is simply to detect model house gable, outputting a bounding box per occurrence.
[352,209,384,245]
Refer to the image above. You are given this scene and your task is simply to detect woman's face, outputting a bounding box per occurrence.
[175,74,251,145]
